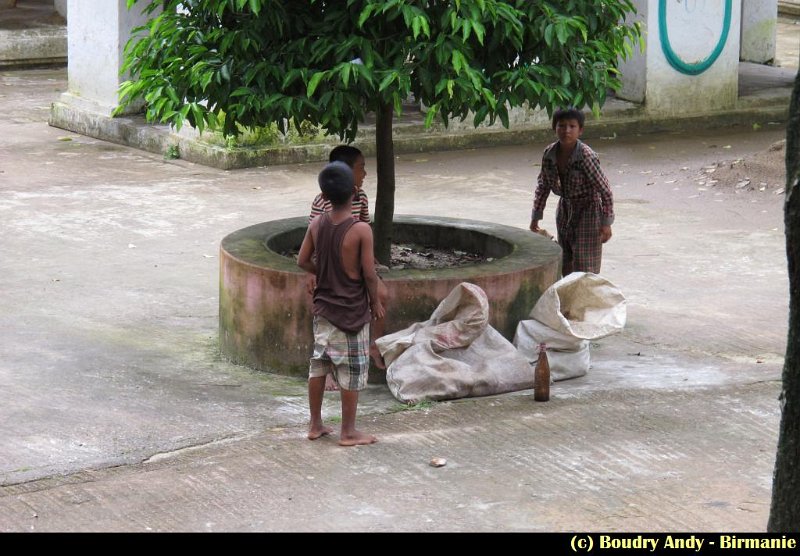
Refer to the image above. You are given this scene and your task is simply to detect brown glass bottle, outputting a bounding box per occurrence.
[534,343,550,402]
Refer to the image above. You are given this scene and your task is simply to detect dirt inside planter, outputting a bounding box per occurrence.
[388,243,489,270]
[280,243,489,270]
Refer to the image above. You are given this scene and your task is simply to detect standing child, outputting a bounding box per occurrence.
[308,146,388,387]
[298,161,385,446]
[530,107,615,275]
[309,145,370,224]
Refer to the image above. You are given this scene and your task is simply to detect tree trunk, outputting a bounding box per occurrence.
[768,69,800,532]
[372,101,396,265]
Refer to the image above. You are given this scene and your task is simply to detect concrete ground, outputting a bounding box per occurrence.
[0,1,66,68]
[0,26,797,530]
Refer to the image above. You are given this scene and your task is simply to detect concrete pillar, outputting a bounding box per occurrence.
[617,0,742,116]
[49,0,162,142]
[54,0,155,117]
[740,0,777,63]
[617,0,648,104]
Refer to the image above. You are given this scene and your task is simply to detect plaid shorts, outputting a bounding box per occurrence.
[309,316,370,391]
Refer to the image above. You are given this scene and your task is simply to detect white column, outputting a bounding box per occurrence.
[740,0,777,63]
[618,0,742,115]
[59,0,155,116]
[617,0,648,104]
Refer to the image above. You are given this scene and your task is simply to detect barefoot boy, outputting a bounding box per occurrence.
[308,146,388,393]
[298,161,385,446]
[530,107,614,275]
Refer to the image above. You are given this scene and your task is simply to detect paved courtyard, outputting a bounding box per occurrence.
[0,56,793,531]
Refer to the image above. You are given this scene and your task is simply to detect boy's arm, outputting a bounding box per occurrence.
[584,151,614,226]
[297,219,317,275]
[584,150,614,243]
[355,223,385,319]
[531,152,554,230]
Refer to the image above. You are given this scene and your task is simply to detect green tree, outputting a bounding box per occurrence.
[768,69,800,532]
[120,0,641,263]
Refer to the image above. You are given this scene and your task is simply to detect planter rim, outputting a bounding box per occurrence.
[220,214,561,280]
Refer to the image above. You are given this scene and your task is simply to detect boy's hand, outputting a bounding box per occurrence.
[600,225,612,243]
[529,220,540,233]
[371,301,386,320]
[305,274,317,295]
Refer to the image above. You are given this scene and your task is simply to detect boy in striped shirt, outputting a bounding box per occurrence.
[309,146,370,224]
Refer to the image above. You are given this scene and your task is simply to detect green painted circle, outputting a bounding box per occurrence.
[658,0,732,76]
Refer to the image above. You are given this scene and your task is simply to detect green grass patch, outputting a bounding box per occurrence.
[200,117,327,149]
[388,399,436,413]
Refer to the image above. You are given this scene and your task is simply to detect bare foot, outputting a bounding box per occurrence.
[324,374,340,391]
[308,425,334,440]
[370,345,386,370]
[339,431,378,447]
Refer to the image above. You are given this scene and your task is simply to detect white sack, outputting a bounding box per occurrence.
[376,282,534,403]
[529,272,627,340]
[377,280,488,369]
[514,272,626,381]
[513,318,590,382]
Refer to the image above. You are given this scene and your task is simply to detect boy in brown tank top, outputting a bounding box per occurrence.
[307,146,389,393]
[298,161,385,446]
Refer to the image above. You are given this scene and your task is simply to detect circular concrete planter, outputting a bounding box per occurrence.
[220,215,561,376]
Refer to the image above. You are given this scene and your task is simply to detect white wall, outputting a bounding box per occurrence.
[64,0,154,115]
[741,0,777,63]
[617,1,744,114]
[645,0,742,115]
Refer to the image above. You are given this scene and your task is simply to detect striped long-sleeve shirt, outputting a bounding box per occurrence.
[309,189,370,223]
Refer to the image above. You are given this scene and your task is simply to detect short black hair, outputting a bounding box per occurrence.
[329,145,363,168]
[318,161,354,206]
[552,107,585,129]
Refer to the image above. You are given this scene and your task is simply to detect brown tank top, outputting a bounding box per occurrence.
[312,213,371,333]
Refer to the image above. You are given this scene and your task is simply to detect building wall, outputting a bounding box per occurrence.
[54,1,773,123]
[619,0,742,115]
[741,0,778,63]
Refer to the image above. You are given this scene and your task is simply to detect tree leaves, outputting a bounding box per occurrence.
[307,72,326,97]
[119,0,641,138]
